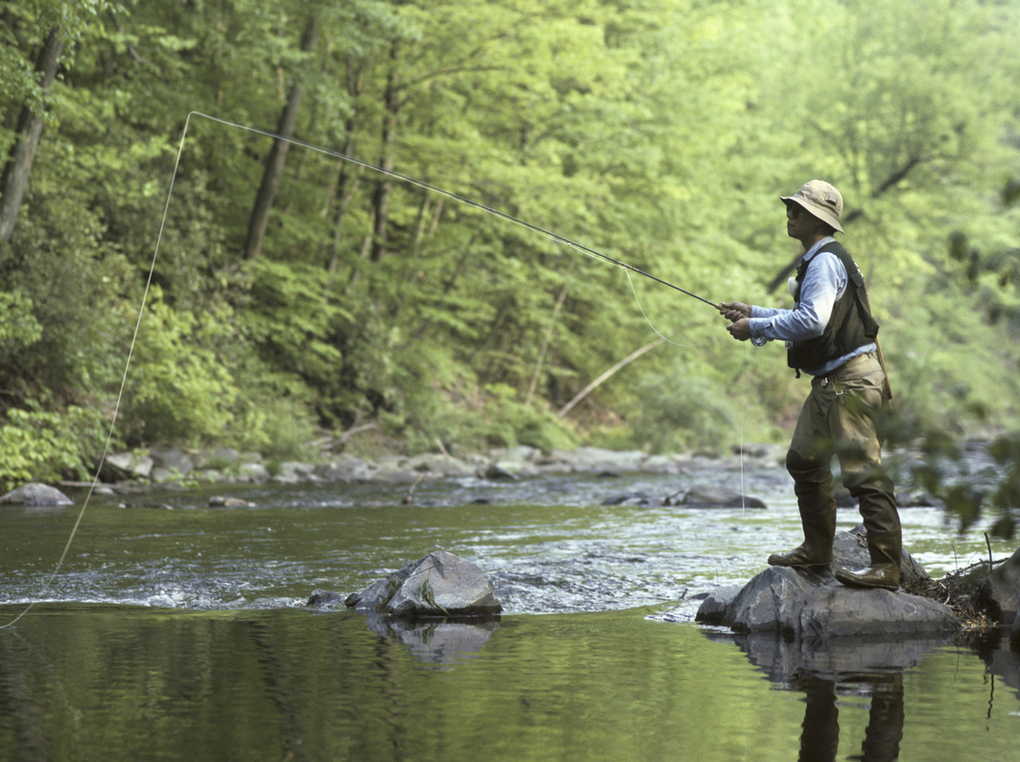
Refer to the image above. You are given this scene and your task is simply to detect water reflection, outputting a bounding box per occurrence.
[793,672,902,762]
[971,632,1020,704]
[729,633,946,762]
[360,613,500,668]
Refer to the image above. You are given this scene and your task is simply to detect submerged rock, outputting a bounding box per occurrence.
[0,483,73,506]
[306,589,345,606]
[345,550,502,618]
[676,485,767,509]
[696,526,958,638]
[208,496,253,508]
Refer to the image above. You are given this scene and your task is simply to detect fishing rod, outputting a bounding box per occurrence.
[0,113,720,633]
[188,112,719,309]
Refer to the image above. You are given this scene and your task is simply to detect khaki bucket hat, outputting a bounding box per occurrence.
[781,179,844,233]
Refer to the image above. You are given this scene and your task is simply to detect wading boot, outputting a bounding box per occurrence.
[768,503,835,568]
[835,531,901,591]
[767,543,832,568]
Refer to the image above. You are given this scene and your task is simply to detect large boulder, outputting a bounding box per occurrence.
[697,527,959,639]
[1012,610,1020,652]
[345,550,502,618]
[979,544,1020,626]
[0,483,73,506]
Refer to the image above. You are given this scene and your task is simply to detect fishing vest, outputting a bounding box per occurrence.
[787,241,880,374]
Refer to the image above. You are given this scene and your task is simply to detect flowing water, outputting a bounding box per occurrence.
[1,462,1018,761]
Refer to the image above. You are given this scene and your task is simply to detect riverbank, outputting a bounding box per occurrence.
[84,442,793,493]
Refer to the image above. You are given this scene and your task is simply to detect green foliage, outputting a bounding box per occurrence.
[1,0,1020,505]
[255,396,320,461]
[120,290,240,446]
[0,405,109,491]
[0,289,42,354]
[240,258,347,407]
[470,382,578,452]
[631,362,736,454]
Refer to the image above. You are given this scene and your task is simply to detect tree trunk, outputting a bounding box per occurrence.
[369,42,402,264]
[327,55,368,274]
[0,28,64,256]
[557,340,664,419]
[243,15,319,260]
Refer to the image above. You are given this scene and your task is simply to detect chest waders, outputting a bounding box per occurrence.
[768,246,901,591]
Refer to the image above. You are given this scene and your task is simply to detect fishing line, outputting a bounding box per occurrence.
[625,271,714,348]
[1,111,722,628]
[186,111,718,308]
[1,121,190,631]
[740,342,752,518]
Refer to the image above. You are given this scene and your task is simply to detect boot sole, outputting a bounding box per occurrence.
[767,556,832,568]
[834,570,899,591]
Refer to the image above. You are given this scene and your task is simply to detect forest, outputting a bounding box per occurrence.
[1,0,1019,532]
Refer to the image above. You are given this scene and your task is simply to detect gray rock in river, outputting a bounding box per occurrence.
[306,589,345,606]
[696,526,959,638]
[104,451,155,479]
[344,549,502,618]
[676,485,767,509]
[0,482,73,506]
[149,447,195,481]
[979,543,1020,628]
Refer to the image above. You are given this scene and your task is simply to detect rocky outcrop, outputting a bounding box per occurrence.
[0,482,73,506]
[342,550,502,618]
[697,526,960,639]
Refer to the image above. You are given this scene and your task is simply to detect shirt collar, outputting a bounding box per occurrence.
[801,236,837,263]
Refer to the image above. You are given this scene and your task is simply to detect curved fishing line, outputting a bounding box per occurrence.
[186,111,717,308]
[0,116,192,631]
[625,270,714,348]
[740,342,750,518]
[2,111,719,628]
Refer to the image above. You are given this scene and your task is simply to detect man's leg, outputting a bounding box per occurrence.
[829,355,902,590]
[771,378,837,568]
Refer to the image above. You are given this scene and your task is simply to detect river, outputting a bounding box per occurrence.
[1,463,1018,760]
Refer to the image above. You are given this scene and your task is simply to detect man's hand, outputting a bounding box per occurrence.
[726,318,752,341]
[717,301,751,322]
[717,302,753,341]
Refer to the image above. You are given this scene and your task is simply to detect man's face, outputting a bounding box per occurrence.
[785,202,825,241]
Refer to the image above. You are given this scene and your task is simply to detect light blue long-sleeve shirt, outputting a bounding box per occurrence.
[748,237,876,376]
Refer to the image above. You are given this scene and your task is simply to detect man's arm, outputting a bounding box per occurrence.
[748,253,846,343]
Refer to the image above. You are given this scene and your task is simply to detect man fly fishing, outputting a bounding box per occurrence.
[718,180,902,590]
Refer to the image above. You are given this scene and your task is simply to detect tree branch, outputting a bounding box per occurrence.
[557,339,664,419]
